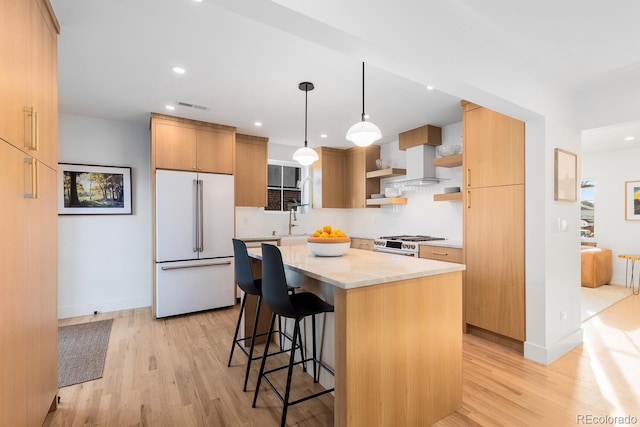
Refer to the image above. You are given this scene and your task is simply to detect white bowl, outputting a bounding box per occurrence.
[436,145,462,157]
[307,241,350,257]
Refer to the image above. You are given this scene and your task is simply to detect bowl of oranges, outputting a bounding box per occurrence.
[307,225,351,257]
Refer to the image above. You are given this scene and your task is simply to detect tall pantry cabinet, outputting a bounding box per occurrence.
[0,0,60,425]
[462,101,526,346]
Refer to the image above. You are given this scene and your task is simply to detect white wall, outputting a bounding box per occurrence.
[58,114,151,318]
[582,147,640,284]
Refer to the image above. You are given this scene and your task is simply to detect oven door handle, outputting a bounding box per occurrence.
[374,248,417,256]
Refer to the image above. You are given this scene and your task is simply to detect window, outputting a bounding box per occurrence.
[580,179,594,238]
[267,162,302,211]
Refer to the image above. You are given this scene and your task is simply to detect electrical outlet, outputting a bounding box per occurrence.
[561,311,568,320]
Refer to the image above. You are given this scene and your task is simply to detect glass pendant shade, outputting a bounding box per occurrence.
[292,146,319,166]
[346,120,381,147]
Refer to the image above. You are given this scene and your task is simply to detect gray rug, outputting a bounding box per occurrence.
[58,319,113,388]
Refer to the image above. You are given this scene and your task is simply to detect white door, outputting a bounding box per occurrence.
[199,173,234,259]
[156,170,198,262]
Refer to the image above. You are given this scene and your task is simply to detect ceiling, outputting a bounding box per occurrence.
[51,0,640,152]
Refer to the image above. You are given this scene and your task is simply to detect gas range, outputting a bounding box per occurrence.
[373,235,445,257]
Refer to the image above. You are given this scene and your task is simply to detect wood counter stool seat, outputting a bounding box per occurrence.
[228,239,303,392]
[252,243,335,427]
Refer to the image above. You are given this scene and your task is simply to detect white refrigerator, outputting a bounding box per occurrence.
[155,169,235,318]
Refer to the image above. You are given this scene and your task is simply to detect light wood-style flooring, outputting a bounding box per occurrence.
[44,295,640,426]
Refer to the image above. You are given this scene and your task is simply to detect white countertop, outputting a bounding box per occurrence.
[420,240,463,249]
[246,244,465,290]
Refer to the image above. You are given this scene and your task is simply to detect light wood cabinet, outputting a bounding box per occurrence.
[419,245,463,263]
[0,1,59,424]
[312,147,346,208]
[350,238,374,251]
[235,133,268,207]
[0,0,58,167]
[463,101,525,188]
[462,101,526,345]
[399,124,442,150]
[151,113,235,174]
[464,185,525,341]
[1,145,58,426]
[345,145,380,208]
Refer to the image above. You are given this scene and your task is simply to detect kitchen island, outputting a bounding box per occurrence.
[246,245,465,427]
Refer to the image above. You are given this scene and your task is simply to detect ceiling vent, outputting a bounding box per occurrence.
[177,101,209,111]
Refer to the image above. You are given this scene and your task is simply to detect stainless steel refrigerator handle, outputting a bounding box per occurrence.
[193,179,199,252]
[199,179,204,252]
[161,260,232,270]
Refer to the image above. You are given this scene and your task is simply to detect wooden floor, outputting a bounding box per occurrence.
[44,295,640,426]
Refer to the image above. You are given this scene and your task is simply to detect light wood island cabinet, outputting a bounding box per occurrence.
[462,100,525,347]
[0,0,59,424]
[151,113,235,174]
[235,133,268,207]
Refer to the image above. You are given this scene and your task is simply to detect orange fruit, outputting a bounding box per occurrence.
[323,225,332,234]
[320,232,329,238]
[337,231,346,237]
[311,231,320,237]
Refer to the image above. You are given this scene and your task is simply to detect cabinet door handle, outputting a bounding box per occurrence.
[466,168,471,188]
[467,190,471,209]
[24,107,39,151]
[24,158,39,199]
[432,251,448,256]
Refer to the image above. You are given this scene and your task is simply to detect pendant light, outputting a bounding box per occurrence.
[346,62,381,147]
[292,82,319,166]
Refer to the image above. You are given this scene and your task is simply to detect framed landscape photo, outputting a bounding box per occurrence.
[625,180,640,221]
[58,163,132,215]
[554,148,577,202]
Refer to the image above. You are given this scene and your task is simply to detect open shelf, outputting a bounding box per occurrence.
[366,197,408,206]
[433,154,462,168]
[433,192,463,202]
[366,168,406,179]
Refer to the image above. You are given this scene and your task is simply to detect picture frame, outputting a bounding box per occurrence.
[58,163,132,215]
[554,148,577,202]
[625,180,640,221]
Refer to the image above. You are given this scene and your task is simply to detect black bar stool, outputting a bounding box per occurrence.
[252,243,334,427]
[228,239,304,392]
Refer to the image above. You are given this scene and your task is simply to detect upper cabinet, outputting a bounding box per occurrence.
[235,133,268,207]
[345,145,380,208]
[151,113,235,174]
[462,101,524,188]
[0,0,59,168]
[312,145,381,208]
[312,147,346,208]
[399,124,442,150]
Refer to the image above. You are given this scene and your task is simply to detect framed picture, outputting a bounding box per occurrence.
[625,180,640,221]
[58,163,132,215]
[554,148,577,202]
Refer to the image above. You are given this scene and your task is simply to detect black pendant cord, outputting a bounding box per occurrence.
[361,62,366,122]
[304,87,308,147]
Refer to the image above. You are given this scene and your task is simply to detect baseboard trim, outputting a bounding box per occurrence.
[58,296,150,319]
[524,328,583,365]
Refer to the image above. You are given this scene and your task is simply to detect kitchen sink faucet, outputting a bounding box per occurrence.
[288,208,298,235]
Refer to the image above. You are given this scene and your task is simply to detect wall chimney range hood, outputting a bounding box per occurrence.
[388,144,441,188]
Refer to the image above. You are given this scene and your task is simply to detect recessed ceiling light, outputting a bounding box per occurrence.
[426,85,435,90]
[624,136,635,141]
[165,105,176,111]
[171,66,186,74]
[320,133,328,138]
[193,0,203,2]
[254,121,262,127]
